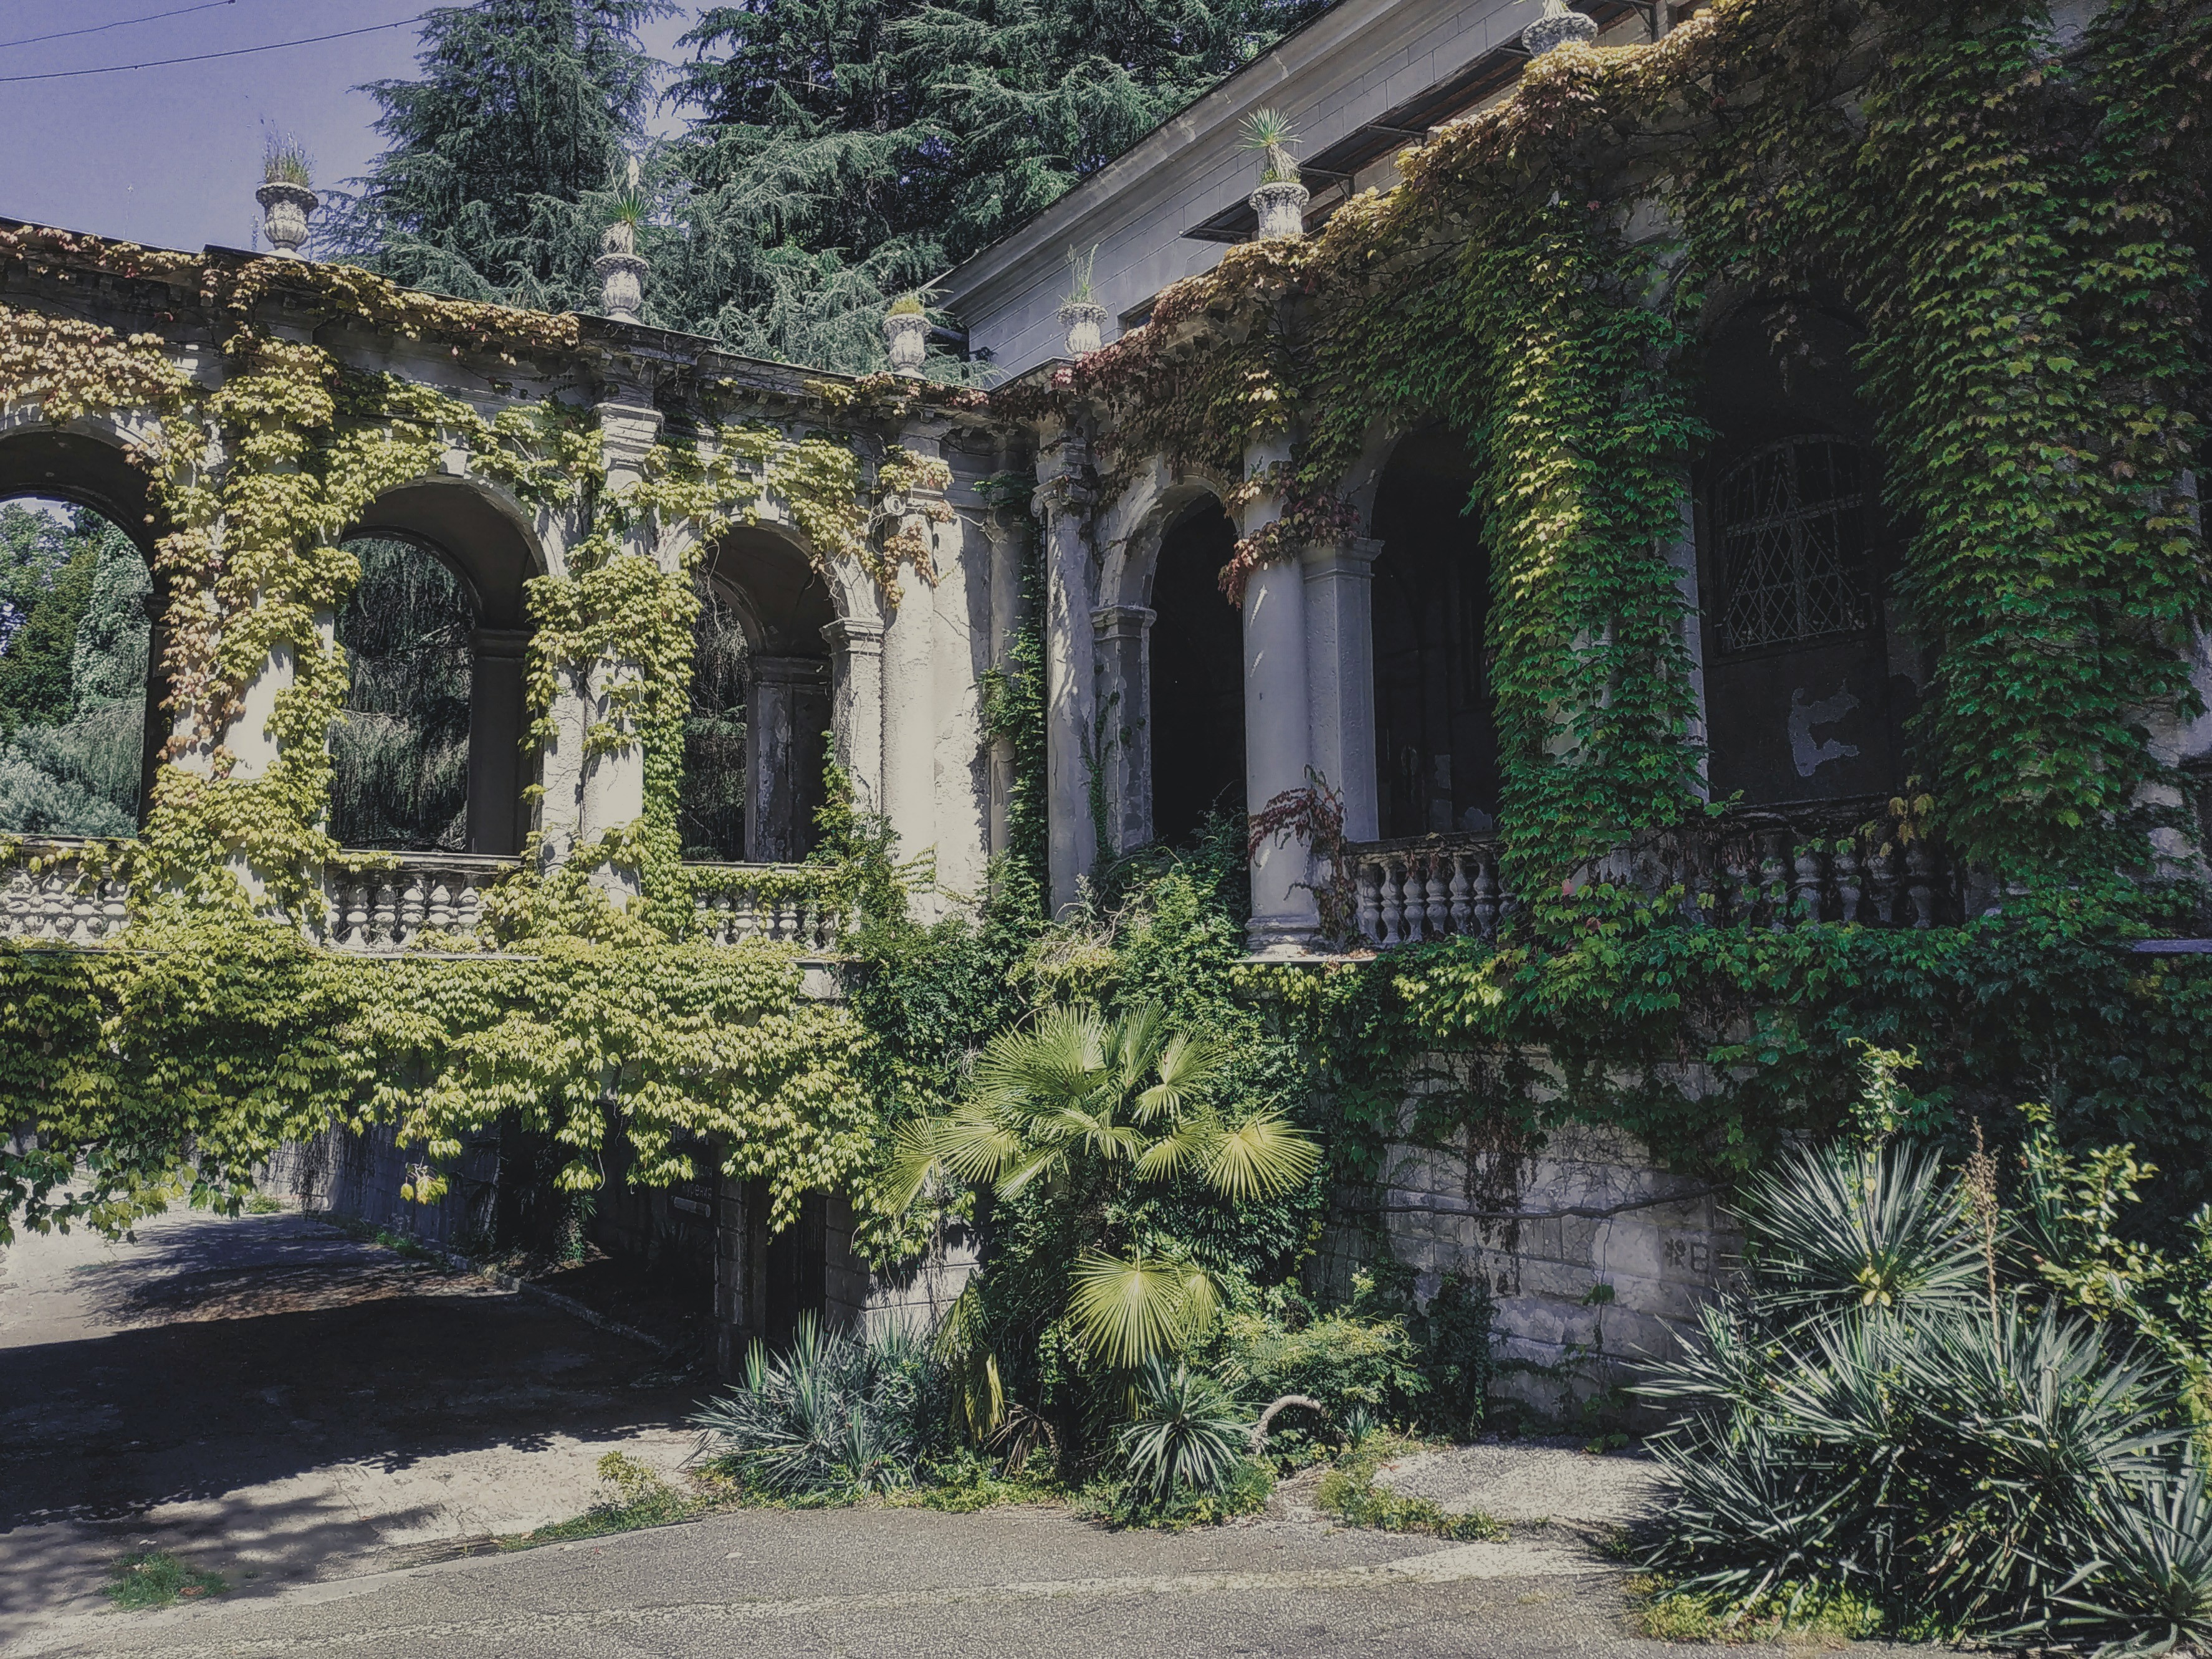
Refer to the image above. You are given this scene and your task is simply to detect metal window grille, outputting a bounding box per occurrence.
[1716,437,1870,651]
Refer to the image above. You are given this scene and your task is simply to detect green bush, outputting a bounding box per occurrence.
[1637,1138,2212,1650]
[692,1315,954,1501]
[1210,1294,1424,1449]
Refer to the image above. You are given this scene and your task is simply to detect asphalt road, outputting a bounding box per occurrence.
[27,1501,1690,1658]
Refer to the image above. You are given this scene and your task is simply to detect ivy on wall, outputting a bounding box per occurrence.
[1067,0,2212,882]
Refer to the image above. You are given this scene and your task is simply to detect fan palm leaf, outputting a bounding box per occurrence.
[1071,1247,1221,1368]
[1204,1109,1322,1201]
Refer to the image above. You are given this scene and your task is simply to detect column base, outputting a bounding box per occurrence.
[1244,915,1321,957]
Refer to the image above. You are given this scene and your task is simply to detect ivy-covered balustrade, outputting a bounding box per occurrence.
[0,222,979,957]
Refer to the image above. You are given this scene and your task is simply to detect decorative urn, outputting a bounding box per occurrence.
[1249,179,1310,241]
[883,305,929,376]
[1058,300,1107,356]
[256,182,317,259]
[595,221,648,323]
[1522,1,1600,55]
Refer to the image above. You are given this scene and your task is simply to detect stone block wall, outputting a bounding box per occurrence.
[1308,1052,1740,1426]
[261,1121,500,1250]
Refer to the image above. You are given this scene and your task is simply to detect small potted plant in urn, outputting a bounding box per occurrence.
[1057,246,1106,356]
[595,158,651,322]
[883,294,929,376]
[1242,109,1308,241]
[257,137,317,259]
[1522,0,1599,56]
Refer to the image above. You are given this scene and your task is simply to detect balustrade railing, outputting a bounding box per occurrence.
[689,866,844,952]
[1,841,130,945]
[325,854,517,951]
[1,840,842,955]
[1351,803,1968,949]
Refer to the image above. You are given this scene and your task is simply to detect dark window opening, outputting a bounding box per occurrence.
[1147,502,1246,848]
[681,581,749,861]
[1716,437,1871,655]
[1371,429,1499,841]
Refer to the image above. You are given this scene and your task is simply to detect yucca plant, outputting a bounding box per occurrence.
[262,136,313,188]
[691,1314,952,1499]
[892,1002,1319,1370]
[1116,1358,1251,1501]
[2061,1458,2212,1657]
[1239,108,1300,185]
[1063,245,1098,308]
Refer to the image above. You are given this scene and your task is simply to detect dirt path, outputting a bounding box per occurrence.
[0,1208,701,1650]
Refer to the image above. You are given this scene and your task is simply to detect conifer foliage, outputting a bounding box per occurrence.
[333,0,1334,370]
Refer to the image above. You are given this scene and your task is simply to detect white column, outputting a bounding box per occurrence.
[1301,536,1381,844]
[980,507,1028,860]
[881,570,936,893]
[1091,603,1155,858]
[1240,441,1318,955]
[572,402,666,895]
[822,616,886,816]
[1034,434,1097,914]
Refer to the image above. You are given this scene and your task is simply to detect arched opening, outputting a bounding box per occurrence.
[1695,304,1914,806]
[1147,499,1245,848]
[0,498,154,837]
[0,428,169,838]
[345,480,543,856]
[331,536,475,852]
[1370,426,1498,840]
[691,528,835,863]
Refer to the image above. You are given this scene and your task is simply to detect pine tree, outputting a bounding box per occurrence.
[663,0,1336,340]
[329,0,671,310]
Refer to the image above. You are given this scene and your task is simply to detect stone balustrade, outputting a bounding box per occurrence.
[688,866,845,952]
[1,841,843,955]
[1,841,130,945]
[1350,803,1966,949]
[325,854,518,952]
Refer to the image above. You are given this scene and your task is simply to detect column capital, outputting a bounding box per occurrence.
[1032,473,1094,520]
[750,654,831,686]
[1091,603,1156,641]
[821,617,886,656]
[1300,535,1384,577]
[470,626,534,661]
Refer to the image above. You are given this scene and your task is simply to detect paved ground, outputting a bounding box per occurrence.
[3,1207,1937,1659]
[0,1209,699,1651]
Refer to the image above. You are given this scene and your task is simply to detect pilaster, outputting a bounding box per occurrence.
[1091,602,1156,859]
[1035,433,1098,914]
[822,616,887,822]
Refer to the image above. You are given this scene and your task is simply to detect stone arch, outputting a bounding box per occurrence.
[1093,457,1245,854]
[1694,296,1912,808]
[690,523,843,862]
[0,414,175,830]
[340,475,550,856]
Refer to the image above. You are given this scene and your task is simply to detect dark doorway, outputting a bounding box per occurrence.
[1147,501,1246,847]
[1371,428,1500,840]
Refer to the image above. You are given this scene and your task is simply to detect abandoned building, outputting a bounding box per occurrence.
[4,0,2208,1400]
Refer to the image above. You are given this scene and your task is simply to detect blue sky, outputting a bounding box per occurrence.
[0,1,699,254]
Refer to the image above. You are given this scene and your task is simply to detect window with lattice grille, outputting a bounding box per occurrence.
[1715,437,1871,653]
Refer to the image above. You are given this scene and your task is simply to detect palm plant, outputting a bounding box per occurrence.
[892,1001,1319,1368]
[1240,108,1300,185]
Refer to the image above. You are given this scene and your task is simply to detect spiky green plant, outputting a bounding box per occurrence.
[892,1001,1318,1369]
[1116,1358,1250,1501]
[1239,108,1300,185]
[1063,245,1098,307]
[691,1314,954,1500]
[262,136,314,188]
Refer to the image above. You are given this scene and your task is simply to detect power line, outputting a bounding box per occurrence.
[0,14,424,83]
[0,1,244,51]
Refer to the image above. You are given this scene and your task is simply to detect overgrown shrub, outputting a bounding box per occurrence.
[1637,1137,2212,1651]
[1210,1291,1425,1449]
[692,1315,955,1501]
